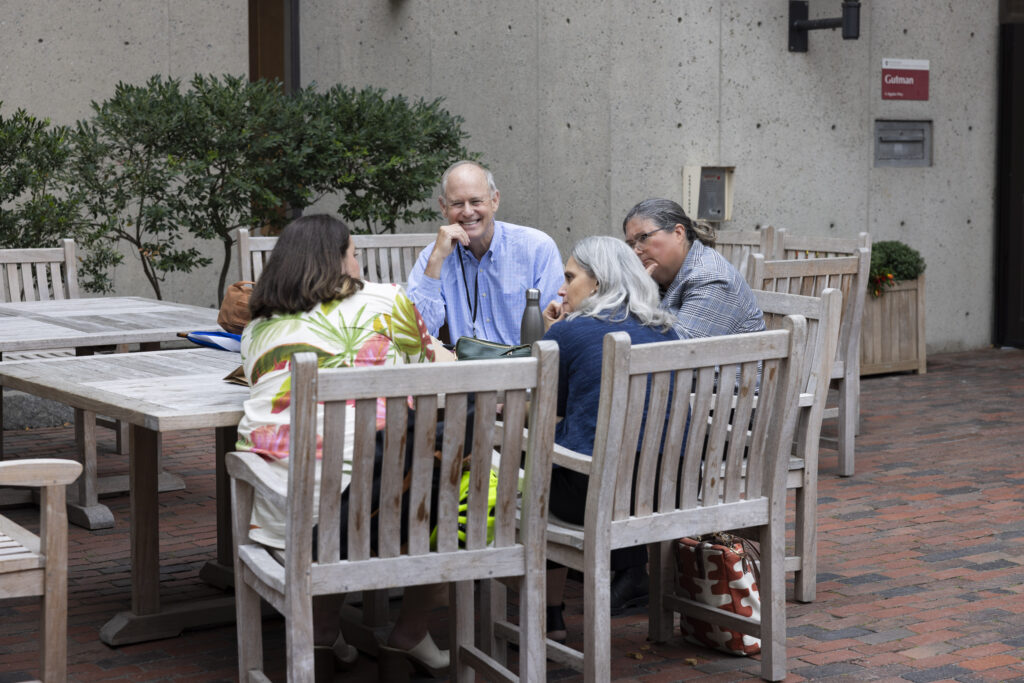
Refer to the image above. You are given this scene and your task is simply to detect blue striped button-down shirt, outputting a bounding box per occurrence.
[406,221,564,345]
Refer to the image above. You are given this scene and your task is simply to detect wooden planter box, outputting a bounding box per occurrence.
[859,273,926,375]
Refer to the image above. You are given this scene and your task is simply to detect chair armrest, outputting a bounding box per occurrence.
[496,421,591,474]
[0,459,83,487]
[552,442,592,474]
[226,451,288,512]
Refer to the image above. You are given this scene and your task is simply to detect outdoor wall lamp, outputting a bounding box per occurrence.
[789,0,861,52]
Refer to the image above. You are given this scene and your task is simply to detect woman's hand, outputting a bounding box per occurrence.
[543,300,565,331]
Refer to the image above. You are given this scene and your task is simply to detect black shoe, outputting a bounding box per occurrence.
[547,603,567,643]
[609,566,649,615]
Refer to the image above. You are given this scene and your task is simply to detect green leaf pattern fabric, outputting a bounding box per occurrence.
[234,282,434,550]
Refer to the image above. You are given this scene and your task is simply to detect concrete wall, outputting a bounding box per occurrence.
[301,0,999,354]
[0,2,1000,351]
[0,0,248,308]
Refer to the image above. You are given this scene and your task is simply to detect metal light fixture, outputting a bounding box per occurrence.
[789,0,861,52]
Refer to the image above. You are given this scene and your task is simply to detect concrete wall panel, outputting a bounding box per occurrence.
[867,1,998,351]
[1,1,247,309]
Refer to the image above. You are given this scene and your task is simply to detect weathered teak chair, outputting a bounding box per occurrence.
[0,241,127,528]
[0,458,83,683]
[227,345,559,682]
[713,225,775,281]
[754,288,841,603]
[0,240,80,309]
[236,227,278,283]
[749,250,870,477]
[773,229,871,261]
[237,228,435,287]
[1,240,81,461]
[494,321,804,682]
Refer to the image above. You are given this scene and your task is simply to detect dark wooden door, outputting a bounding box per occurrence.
[996,6,1024,347]
[248,0,298,90]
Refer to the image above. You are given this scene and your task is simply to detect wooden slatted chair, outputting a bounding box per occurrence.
[237,228,435,287]
[749,250,870,477]
[0,458,82,683]
[713,225,775,281]
[492,320,805,681]
[773,229,871,261]
[0,240,80,358]
[227,344,559,682]
[0,241,128,528]
[754,289,841,603]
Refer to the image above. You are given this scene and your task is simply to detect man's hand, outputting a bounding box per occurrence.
[543,300,565,331]
[423,224,470,279]
[645,262,657,276]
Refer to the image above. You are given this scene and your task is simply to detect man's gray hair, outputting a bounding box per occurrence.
[566,236,675,331]
[439,160,498,203]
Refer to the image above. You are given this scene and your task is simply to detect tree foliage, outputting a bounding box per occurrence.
[0,105,81,250]
[1,77,472,302]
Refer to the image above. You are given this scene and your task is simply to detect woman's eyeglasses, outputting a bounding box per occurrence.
[625,226,672,251]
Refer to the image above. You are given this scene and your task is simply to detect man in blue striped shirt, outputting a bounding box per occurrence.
[406,161,563,345]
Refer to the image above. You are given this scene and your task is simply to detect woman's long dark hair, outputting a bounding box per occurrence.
[248,214,363,319]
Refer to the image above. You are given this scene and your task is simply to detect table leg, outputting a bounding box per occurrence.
[198,425,237,590]
[99,423,236,645]
[67,408,115,530]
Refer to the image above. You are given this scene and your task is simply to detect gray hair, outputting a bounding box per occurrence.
[566,236,675,331]
[622,197,716,247]
[439,160,498,203]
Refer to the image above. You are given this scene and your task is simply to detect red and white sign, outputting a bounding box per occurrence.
[882,58,929,100]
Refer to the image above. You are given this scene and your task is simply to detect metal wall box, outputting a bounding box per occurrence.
[874,120,932,167]
[681,165,734,221]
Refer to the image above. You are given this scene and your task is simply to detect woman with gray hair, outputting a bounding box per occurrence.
[540,235,679,641]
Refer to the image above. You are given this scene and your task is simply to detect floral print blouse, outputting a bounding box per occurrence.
[236,281,435,548]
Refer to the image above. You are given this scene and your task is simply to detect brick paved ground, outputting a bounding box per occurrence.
[2,347,1023,682]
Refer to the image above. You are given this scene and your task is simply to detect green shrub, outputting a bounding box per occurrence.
[0,105,81,250]
[58,75,472,301]
[869,240,926,297]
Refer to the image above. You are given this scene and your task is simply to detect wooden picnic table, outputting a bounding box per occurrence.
[0,296,220,528]
[0,347,248,645]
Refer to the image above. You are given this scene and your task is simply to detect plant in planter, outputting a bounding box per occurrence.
[868,240,926,297]
[861,239,928,375]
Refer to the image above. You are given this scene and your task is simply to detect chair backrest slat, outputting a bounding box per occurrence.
[0,240,78,303]
[774,229,871,261]
[287,343,557,577]
[750,249,868,380]
[714,225,775,280]
[238,228,435,287]
[588,321,805,532]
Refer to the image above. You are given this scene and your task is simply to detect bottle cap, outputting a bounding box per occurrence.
[525,288,540,301]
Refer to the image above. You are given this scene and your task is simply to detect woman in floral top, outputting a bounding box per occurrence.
[236,214,448,677]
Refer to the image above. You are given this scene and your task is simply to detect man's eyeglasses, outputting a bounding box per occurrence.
[625,226,672,251]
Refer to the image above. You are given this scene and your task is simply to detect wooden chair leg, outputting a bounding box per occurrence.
[40,486,68,683]
[285,599,315,683]
[583,551,612,683]
[449,580,474,681]
[480,578,507,665]
[838,376,856,477]
[648,541,675,642]
[231,480,265,682]
[518,564,546,681]
[759,522,787,682]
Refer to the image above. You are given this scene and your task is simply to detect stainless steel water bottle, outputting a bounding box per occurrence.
[520,288,544,346]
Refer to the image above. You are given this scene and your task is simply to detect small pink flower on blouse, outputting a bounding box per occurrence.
[355,333,392,366]
[249,424,291,459]
[249,423,323,460]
